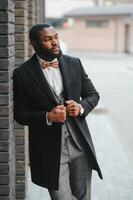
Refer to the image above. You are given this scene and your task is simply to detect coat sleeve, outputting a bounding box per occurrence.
[13,70,47,126]
[78,59,100,117]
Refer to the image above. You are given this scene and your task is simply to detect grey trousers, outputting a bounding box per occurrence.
[49,125,92,200]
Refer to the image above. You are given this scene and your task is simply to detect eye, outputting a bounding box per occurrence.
[54,35,59,39]
[44,38,50,42]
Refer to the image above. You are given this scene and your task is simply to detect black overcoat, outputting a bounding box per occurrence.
[13,54,102,189]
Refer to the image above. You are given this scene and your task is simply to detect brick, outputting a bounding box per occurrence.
[0,83,9,94]
[0,57,14,70]
[0,185,10,196]
[0,94,9,105]
[15,17,28,26]
[0,11,14,23]
[28,19,35,27]
[0,35,14,47]
[15,133,24,141]
[0,36,8,46]
[15,17,26,25]
[15,25,28,33]
[15,34,25,42]
[16,138,25,146]
[0,164,9,175]
[0,129,9,140]
[28,12,34,19]
[0,141,9,152]
[16,169,25,176]
[16,146,25,153]
[16,191,25,199]
[0,71,10,83]
[0,0,14,12]
[0,79,13,94]
[0,23,14,35]
[3,118,12,129]
[0,197,10,200]
[15,49,25,58]
[16,175,25,184]
[15,9,28,17]
[0,105,10,116]
[15,42,26,50]
[15,49,28,58]
[0,93,13,106]
[0,46,15,58]
[0,117,9,128]
[16,183,25,191]
[15,57,26,65]
[16,153,25,161]
[15,129,25,136]
[15,1,27,9]
[9,11,15,23]
[0,0,8,10]
[16,161,25,169]
[0,152,9,162]
[0,175,9,184]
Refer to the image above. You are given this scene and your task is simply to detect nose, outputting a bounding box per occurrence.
[51,38,58,46]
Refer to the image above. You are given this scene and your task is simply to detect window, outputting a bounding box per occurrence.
[86,20,108,28]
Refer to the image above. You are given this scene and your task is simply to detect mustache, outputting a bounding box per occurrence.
[33,41,62,61]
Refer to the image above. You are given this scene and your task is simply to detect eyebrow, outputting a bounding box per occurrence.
[44,33,58,38]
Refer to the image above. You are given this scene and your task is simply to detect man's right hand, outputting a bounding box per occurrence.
[47,105,66,123]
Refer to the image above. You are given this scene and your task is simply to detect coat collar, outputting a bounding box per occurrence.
[25,54,70,104]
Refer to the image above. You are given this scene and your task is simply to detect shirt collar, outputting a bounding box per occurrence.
[36,54,58,66]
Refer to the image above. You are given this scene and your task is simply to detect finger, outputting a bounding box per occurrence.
[67,101,78,109]
[55,106,66,113]
[65,100,75,105]
[57,105,66,109]
[66,104,75,110]
[67,106,77,112]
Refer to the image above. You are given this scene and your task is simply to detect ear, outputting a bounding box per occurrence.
[31,40,35,48]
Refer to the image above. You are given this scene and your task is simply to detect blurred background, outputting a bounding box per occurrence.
[0,0,133,200]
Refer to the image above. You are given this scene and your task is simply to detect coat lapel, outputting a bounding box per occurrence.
[59,55,70,101]
[25,54,59,104]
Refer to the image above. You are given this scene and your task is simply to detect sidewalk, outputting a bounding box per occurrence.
[89,111,133,200]
[27,109,133,200]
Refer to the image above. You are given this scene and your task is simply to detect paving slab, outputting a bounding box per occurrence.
[89,112,133,200]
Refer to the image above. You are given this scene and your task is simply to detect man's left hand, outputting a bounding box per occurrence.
[65,100,80,117]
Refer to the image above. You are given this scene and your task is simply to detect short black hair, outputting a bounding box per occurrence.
[29,23,51,42]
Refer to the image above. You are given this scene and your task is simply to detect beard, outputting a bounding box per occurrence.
[33,41,62,61]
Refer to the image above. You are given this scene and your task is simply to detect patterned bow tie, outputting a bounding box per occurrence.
[42,60,59,69]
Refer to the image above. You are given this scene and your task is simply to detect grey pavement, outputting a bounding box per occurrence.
[89,111,133,200]
[27,110,133,200]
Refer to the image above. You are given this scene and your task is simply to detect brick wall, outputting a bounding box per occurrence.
[28,0,36,57]
[0,0,16,199]
[15,0,29,199]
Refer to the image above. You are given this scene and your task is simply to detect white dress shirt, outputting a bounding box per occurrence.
[37,55,63,96]
[37,55,63,125]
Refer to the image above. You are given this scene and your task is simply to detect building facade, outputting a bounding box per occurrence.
[59,5,133,53]
[0,0,45,199]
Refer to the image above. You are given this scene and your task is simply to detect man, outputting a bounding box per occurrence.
[13,24,102,200]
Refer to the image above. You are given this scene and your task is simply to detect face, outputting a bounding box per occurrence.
[32,26,61,61]
[39,26,60,55]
